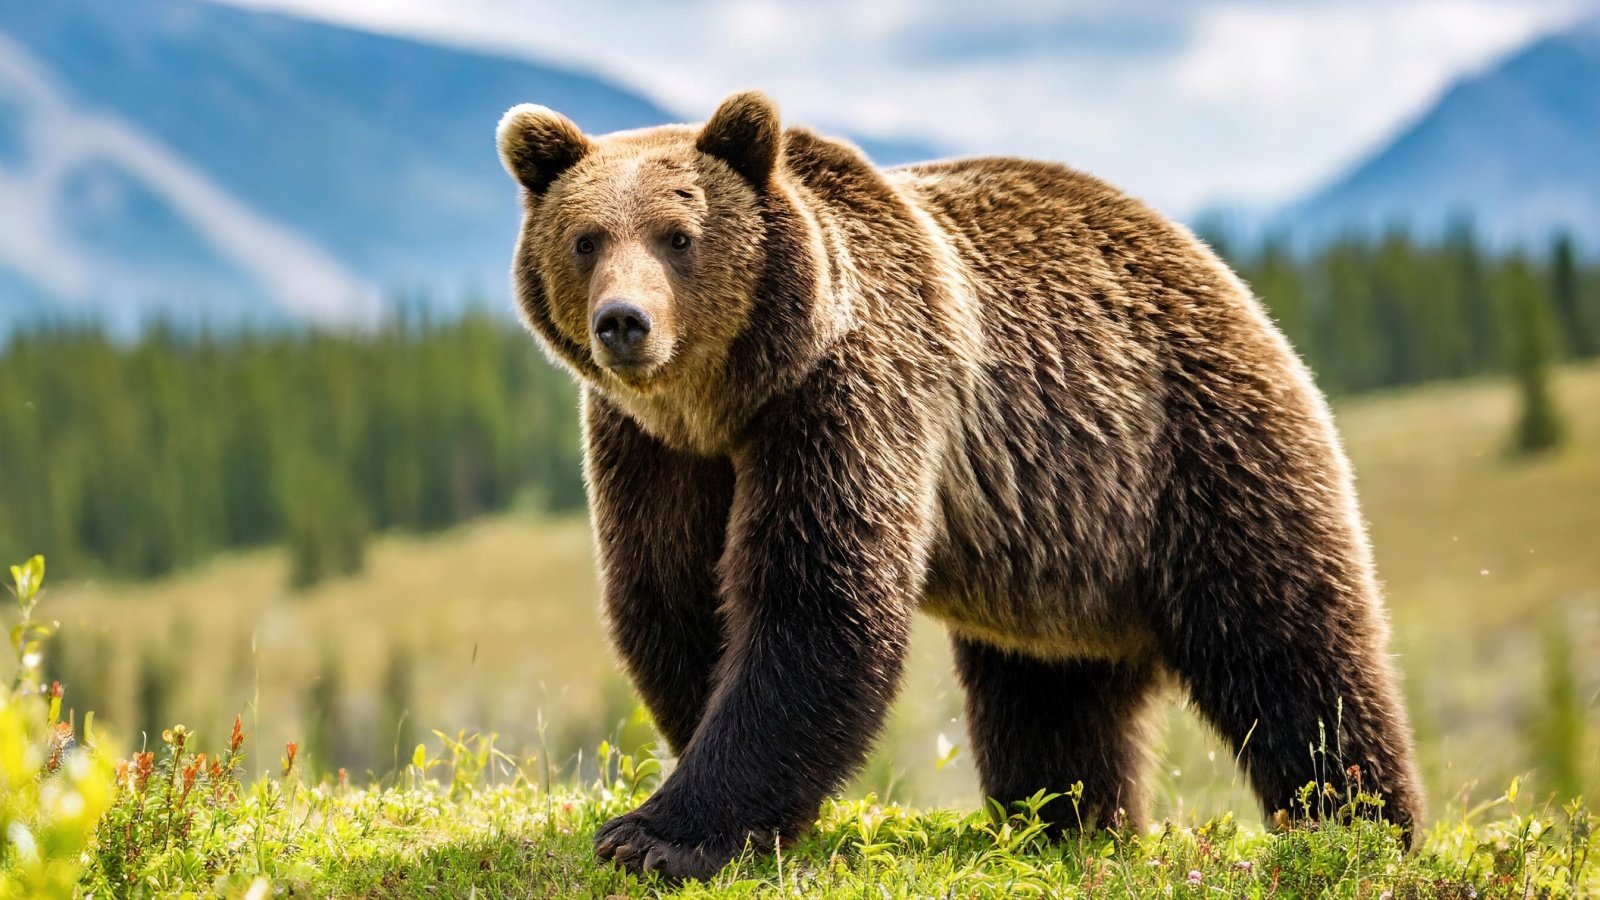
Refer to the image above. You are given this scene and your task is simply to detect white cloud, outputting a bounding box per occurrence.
[1167,1,1572,204]
[211,0,1595,216]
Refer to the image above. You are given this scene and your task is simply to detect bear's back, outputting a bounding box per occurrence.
[888,157,1237,320]
[884,154,1289,414]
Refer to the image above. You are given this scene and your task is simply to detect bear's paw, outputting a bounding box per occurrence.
[593,808,747,882]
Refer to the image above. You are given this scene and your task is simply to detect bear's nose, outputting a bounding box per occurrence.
[592,301,652,352]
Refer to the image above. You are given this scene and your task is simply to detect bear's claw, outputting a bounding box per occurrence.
[594,812,729,882]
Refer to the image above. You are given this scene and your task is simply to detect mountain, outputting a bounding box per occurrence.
[0,32,373,332]
[1283,15,1600,250]
[0,0,939,334]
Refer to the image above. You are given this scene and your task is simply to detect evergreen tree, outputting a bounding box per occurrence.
[1550,233,1594,359]
[1322,239,1382,393]
[1253,233,1309,350]
[1446,221,1501,375]
[284,454,370,591]
[1504,256,1567,455]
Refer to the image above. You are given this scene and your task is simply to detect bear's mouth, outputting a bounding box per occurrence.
[593,349,672,392]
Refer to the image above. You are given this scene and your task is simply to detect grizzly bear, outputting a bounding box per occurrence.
[496,90,1422,881]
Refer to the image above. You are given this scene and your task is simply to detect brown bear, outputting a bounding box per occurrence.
[495,90,1422,881]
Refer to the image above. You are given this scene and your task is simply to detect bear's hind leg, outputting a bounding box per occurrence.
[1150,558,1424,843]
[952,637,1160,833]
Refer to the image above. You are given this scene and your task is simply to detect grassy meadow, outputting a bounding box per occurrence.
[28,362,1600,817]
[1,363,1598,896]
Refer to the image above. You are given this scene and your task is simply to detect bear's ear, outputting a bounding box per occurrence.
[696,90,781,190]
[497,104,593,195]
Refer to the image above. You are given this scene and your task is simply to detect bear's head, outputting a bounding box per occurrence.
[497,90,835,452]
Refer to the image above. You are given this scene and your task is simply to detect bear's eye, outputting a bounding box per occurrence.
[574,236,597,256]
[669,231,692,252]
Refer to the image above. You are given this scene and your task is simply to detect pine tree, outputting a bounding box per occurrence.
[1505,256,1567,455]
[1447,221,1500,375]
[1550,233,1594,359]
[284,454,371,591]
[1322,240,1381,394]
[1253,233,1309,351]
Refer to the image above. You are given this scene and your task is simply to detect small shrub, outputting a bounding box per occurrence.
[90,717,249,893]
[0,556,114,899]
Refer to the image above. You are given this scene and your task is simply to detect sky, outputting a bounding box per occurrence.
[215,0,1599,217]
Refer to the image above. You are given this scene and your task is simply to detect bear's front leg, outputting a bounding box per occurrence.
[586,392,736,753]
[595,361,936,881]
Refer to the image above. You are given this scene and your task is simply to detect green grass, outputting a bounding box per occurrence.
[68,727,1600,898]
[5,364,1599,896]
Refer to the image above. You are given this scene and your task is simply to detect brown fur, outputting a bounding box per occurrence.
[497,91,1423,881]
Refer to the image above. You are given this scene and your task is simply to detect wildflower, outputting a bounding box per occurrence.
[338,767,349,788]
[133,751,156,794]
[1188,870,1202,885]
[1236,860,1252,873]
[163,724,190,754]
[230,714,246,754]
[45,721,73,772]
[209,755,235,804]
[182,753,205,795]
[283,741,298,777]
